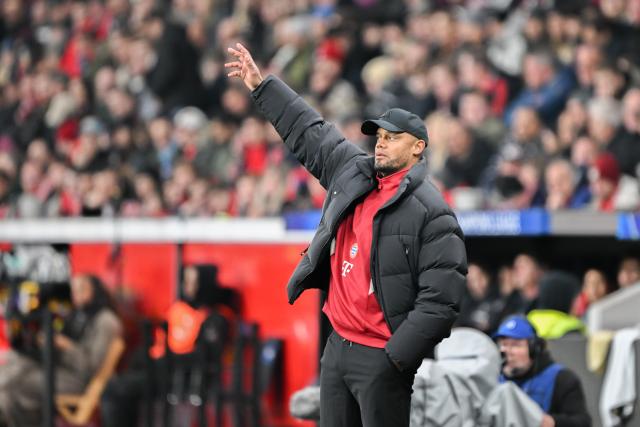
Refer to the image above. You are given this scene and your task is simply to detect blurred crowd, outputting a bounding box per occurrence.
[456,253,640,337]
[0,0,640,218]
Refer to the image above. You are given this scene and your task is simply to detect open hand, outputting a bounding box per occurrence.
[224,43,264,91]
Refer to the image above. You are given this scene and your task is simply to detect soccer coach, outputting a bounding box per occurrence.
[226,43,467,427]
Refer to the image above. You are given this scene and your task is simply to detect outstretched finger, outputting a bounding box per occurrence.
[224,61,242,68]
[236,43,250,55]
[227,47,243,58]
[227,70,241,78]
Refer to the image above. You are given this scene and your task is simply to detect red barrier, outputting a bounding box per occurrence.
[70,242,318,427]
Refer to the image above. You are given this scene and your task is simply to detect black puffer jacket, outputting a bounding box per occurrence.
[252,76,468,370]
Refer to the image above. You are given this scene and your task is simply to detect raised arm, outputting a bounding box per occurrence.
[225,43,364,188]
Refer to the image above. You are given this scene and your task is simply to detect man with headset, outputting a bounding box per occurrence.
[494,315,591,427]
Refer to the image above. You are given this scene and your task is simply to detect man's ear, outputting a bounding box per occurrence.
[413,139,426,157]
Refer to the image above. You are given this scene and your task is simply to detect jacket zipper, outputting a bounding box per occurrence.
[371,180,411,332]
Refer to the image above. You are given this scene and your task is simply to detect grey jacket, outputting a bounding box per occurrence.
[252,76,467,370]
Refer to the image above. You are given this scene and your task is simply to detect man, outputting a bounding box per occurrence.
[495,315,591,427]
[226,43,467,427]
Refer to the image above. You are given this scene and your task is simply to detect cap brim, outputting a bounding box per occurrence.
[361,119,404,136]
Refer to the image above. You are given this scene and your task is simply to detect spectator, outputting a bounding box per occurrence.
[544,158,590,210]
[618,256,640,288]
[588,152,639,212]
[439,119,494,190]
[528,271,585,339]
[512,253,544,314]
[0,274,122,427]
[572,43,603,102]
[458,90,507,148]
[456,262,502,334]
[504,50,576,127]
[587,97,626,159]
[494,315,591,427]
[572,269,613,318]
[140,10,205,114]
[614,88,640,177]
[456,50,509,116]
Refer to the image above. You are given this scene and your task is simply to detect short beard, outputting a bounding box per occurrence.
[374,160,402,176]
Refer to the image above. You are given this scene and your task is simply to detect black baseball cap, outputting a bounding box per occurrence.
[361,108,429,143]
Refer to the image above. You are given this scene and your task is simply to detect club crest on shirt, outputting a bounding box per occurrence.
[350,243,358,259]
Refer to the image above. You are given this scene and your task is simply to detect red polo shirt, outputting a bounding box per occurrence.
[322,167,409,348]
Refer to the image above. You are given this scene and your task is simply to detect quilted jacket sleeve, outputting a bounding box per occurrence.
[251,75,364,188]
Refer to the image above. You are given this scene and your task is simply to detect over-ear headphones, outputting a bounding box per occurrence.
[527,333,545,361]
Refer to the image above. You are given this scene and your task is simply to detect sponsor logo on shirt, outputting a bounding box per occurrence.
[342,261,354,277]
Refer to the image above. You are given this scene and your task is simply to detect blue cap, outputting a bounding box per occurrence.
[493,315,537,340]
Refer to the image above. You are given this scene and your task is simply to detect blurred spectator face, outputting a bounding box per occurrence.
[575,44,602,87]
[513,108,541,141]
[207,187,231,215]
[622,89,640,133]
[446,121,472,158]
[163,180,183,211]
[128,39,155,76]
[172,162,195,190]
[593,67,624,98]
[134,174,156,199]
[69,78,88,110]
[618,257,640,288]
[142,16,164,41]
[571,136,598,167]
[182,266,199,301]
[112,125,132,150]
[173,107,207,148]
[20,161,43,193]
[222,86,250,117]
[429,11,455,49]
[148,118,173,149]
[523,54,554,90]
[545,160,575,210]
[429,64,457,104]
[93,170,119,199]
[564,15,582,41]
[459,92,489,128]
[588,98,622,147]
[2,0,24,27]
[582,269,609,303]
[498,337,532,376]
[0,153,16,180]
[524,14,545,43]
[546,11,564,42]
[513,254,541,290]
[467,263,490,299]
[105,88,134,122]
[310,58,341,95]
[600,0,626,20]
[457,15,484,46]
[27,139,51,168]
[71,275,95,308]
[107,31,130,66]
[94,66,116,100]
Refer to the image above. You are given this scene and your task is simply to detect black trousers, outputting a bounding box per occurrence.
[319,331,416,427]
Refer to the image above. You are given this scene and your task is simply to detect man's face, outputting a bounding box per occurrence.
[374,128,424,176]
[499,337,533,376]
